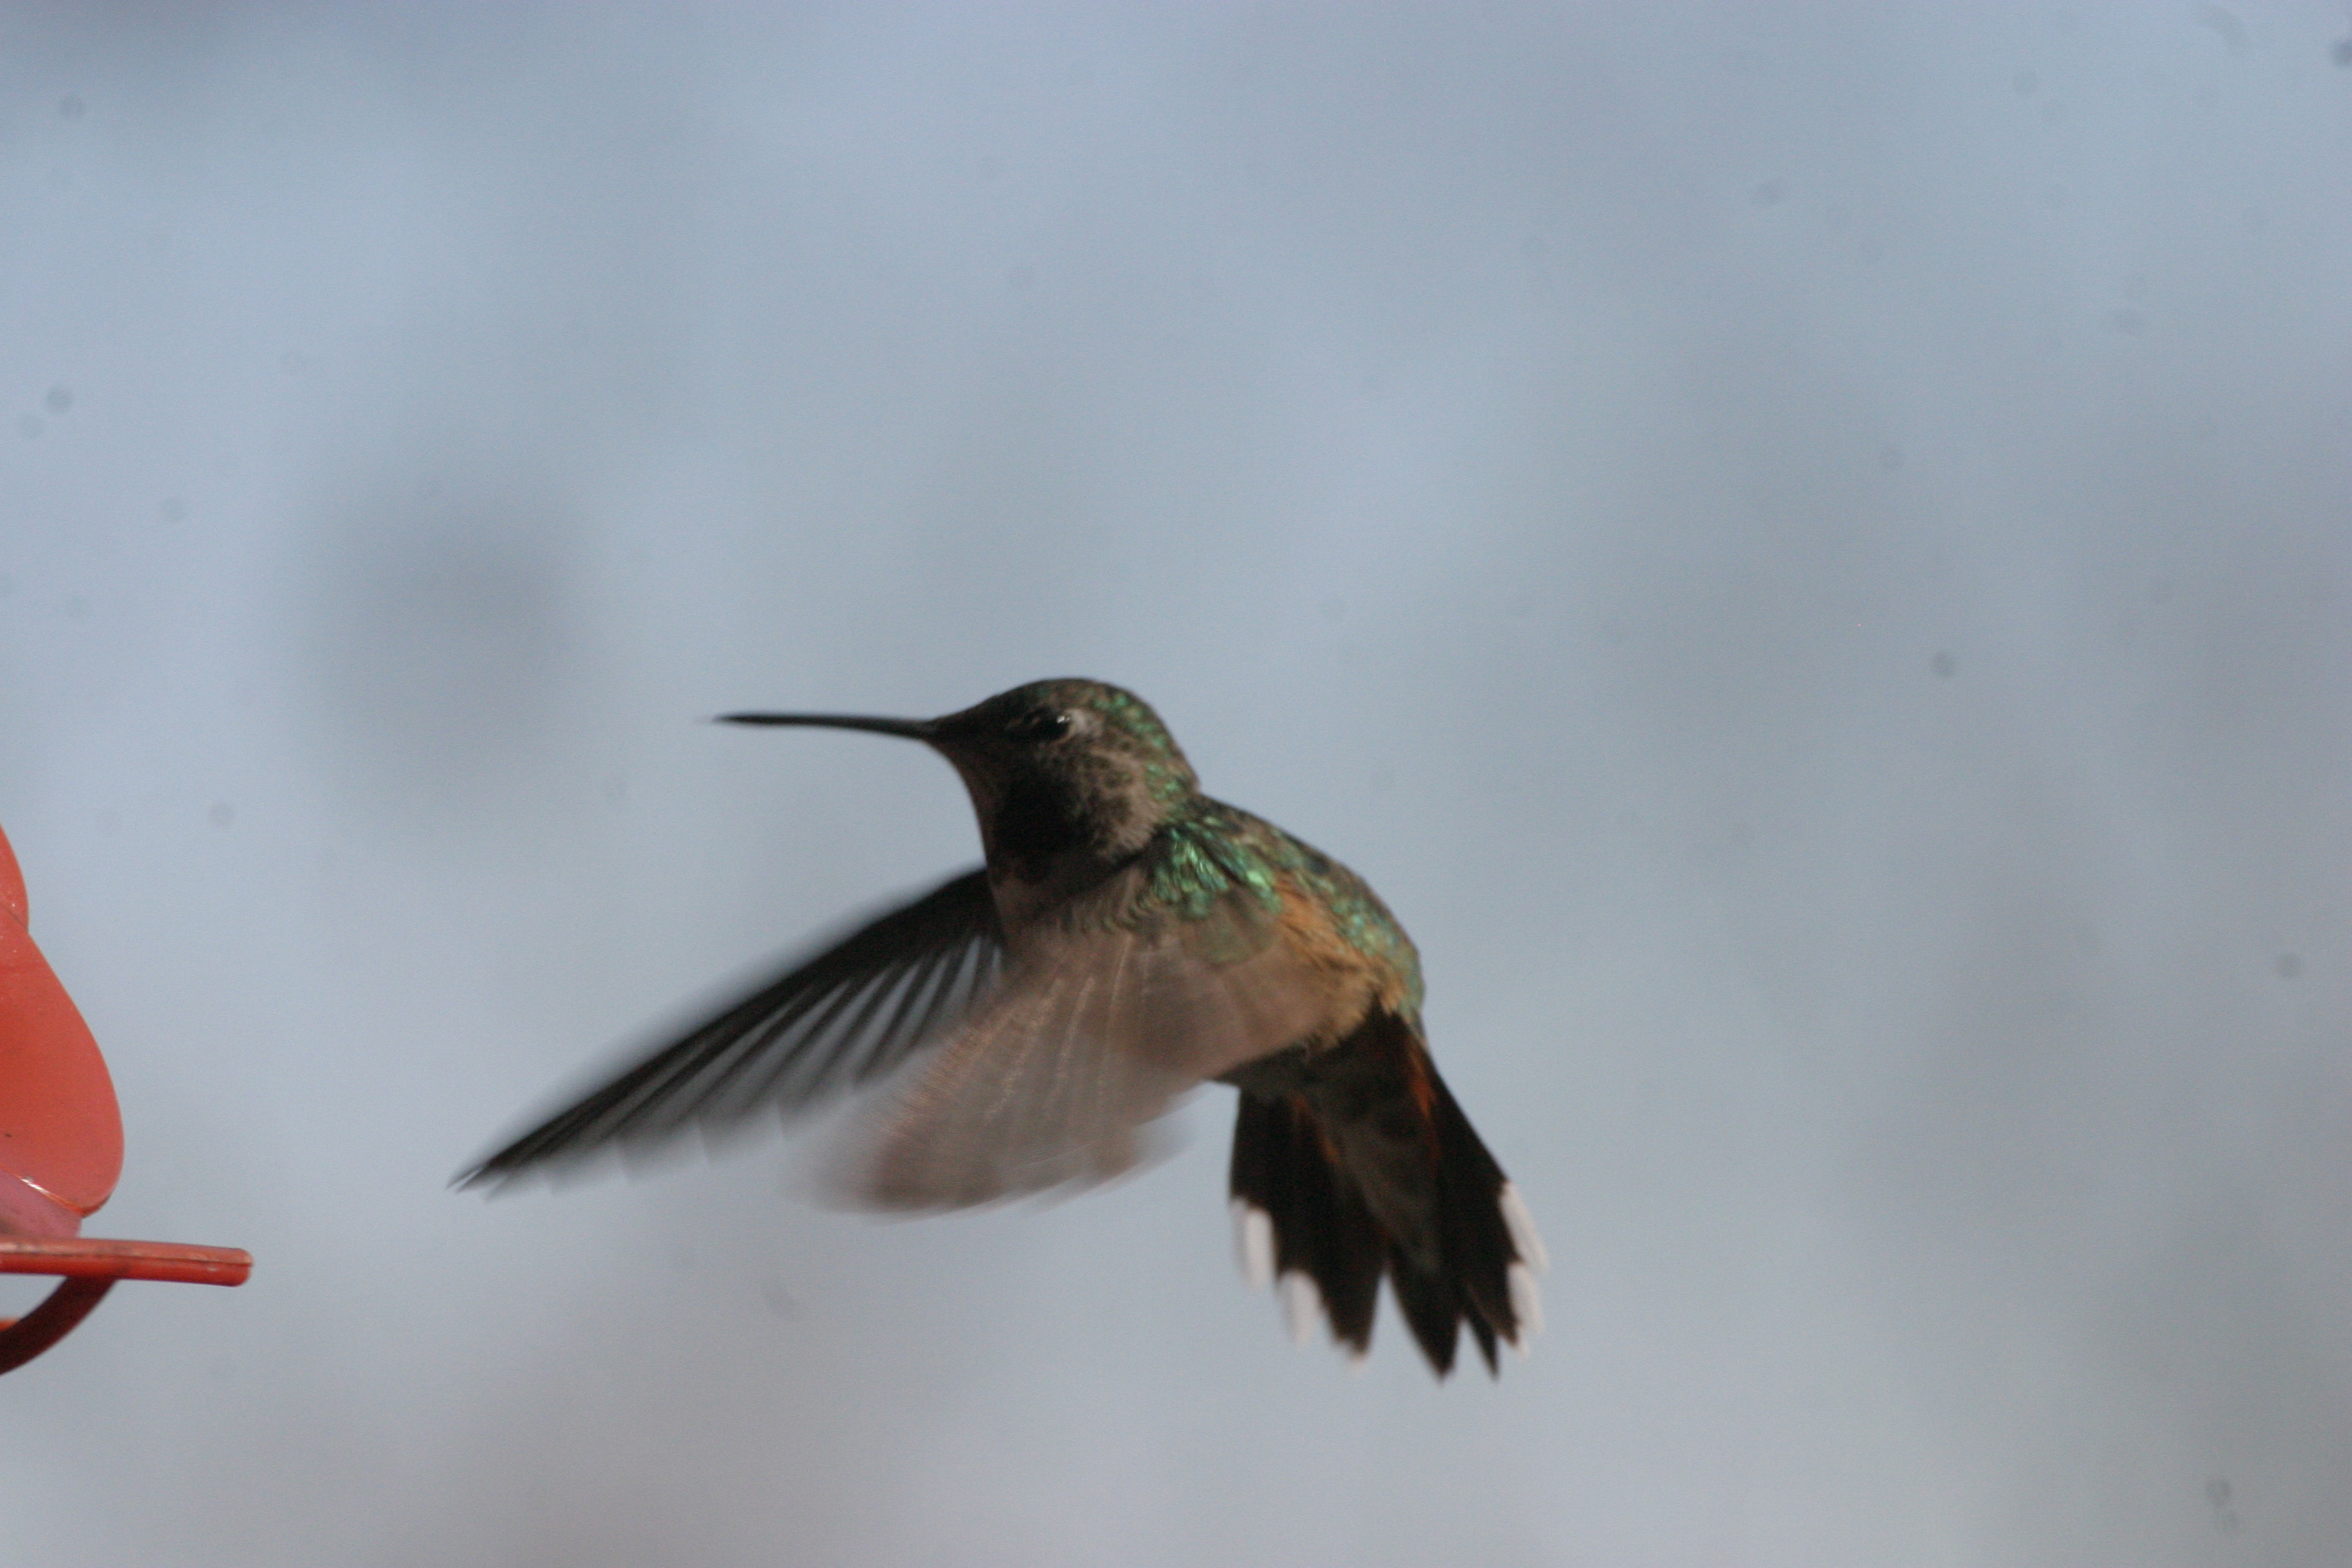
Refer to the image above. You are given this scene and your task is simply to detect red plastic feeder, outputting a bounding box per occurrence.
[0,819,250,1374]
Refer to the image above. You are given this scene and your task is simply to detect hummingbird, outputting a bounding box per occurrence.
[460,679,1544,1377]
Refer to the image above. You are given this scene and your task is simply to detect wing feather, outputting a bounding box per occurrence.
[459,868,1004,1187]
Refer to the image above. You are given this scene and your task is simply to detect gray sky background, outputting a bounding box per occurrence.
[2,4,2348,1563]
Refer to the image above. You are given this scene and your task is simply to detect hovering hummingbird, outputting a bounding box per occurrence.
[461,679,1544,1377]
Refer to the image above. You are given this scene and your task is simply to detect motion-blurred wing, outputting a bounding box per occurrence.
[460,868,1004,1188]
[844,854,1335,1208]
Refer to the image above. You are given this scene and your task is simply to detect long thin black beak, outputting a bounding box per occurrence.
[717,711,939,741]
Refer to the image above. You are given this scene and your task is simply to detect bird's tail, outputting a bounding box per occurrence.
[1227,1009,1544,1377]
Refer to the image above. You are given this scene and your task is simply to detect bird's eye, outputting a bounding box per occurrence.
[1005,708,1072,743]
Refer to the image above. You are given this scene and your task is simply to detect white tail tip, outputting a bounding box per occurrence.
[1279,1271,1324,1347]
[1500,1182,1549,1274]
[1508,1261,1544,1351]
[1231,1199,1275,1292]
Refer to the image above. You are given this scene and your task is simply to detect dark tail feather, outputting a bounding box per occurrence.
[1423,1069,1520,1372]
[1227,1010,1544,1379]
[1229,1093,1385,1355]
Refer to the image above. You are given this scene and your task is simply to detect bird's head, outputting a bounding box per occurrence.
[723,678,1199,880]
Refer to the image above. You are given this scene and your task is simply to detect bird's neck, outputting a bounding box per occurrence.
[963,771,1181,934]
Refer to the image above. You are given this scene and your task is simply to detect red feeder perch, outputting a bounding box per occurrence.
[0,819,250,1374]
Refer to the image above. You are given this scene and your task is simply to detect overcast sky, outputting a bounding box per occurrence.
[3,4,2348,1564]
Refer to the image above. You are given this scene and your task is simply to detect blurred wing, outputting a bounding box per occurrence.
[459,868,1004,1188]
[844,858,1336,1208]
